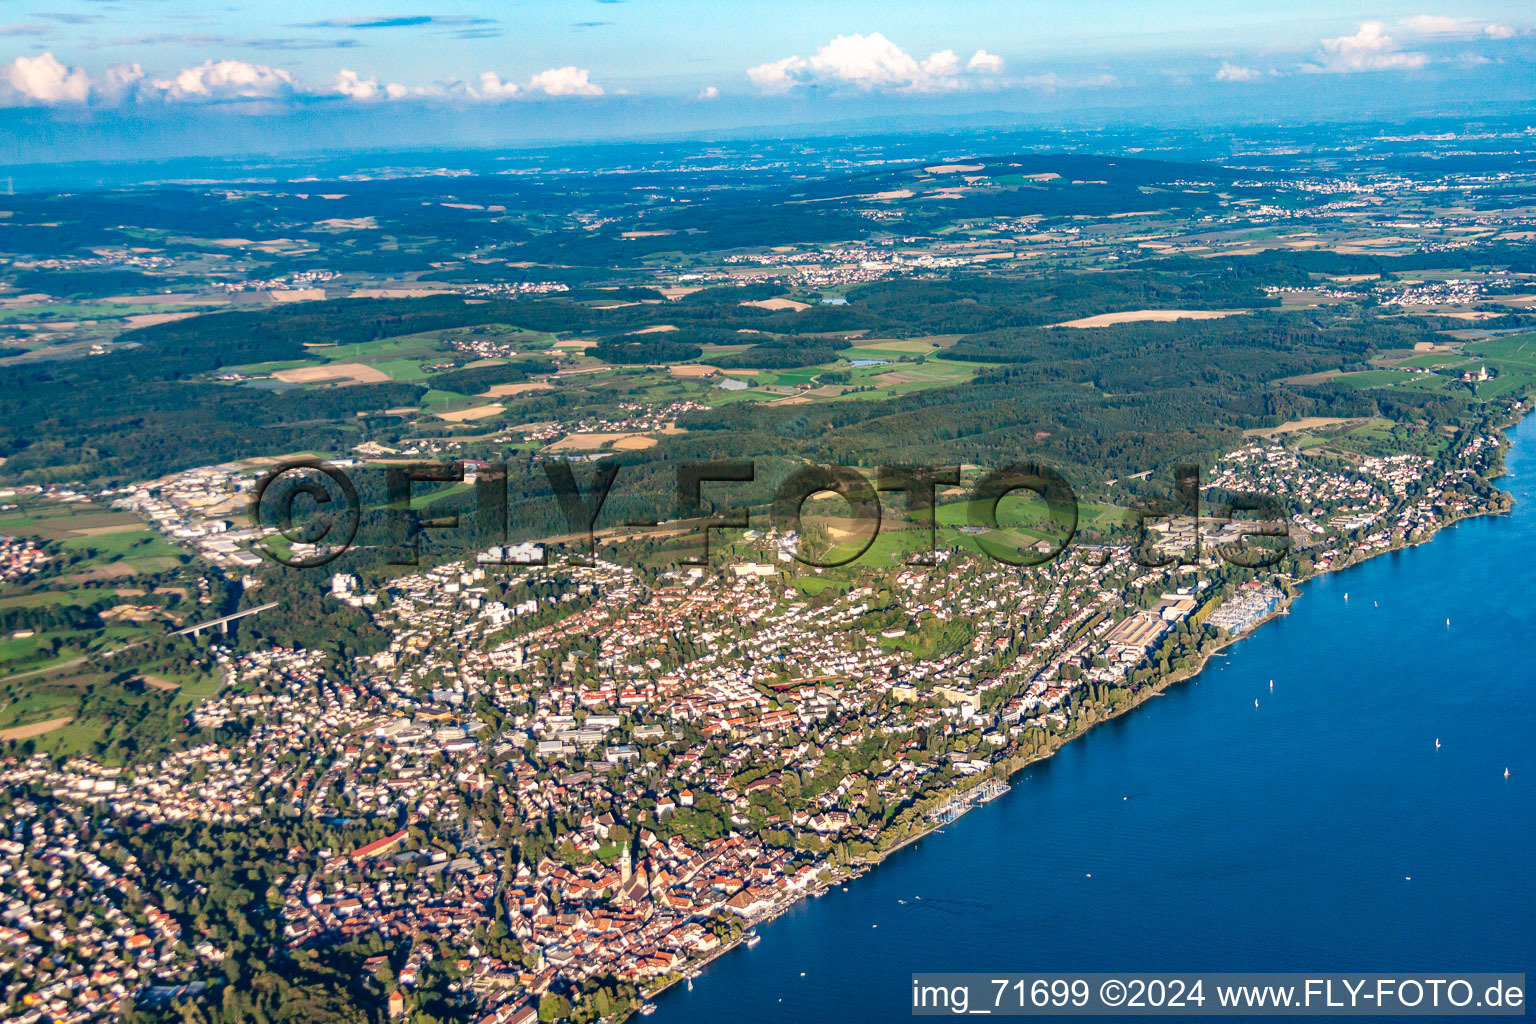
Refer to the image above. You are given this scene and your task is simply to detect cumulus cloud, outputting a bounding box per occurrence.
[697,85,719,100]
[333,68,387,100]
[150,59,297,100]
[1306,21,1427,72]
[98,62,146,102]
[3,52,90,103]
[746,57,802,94]
[448,66,602,100]
[4,53,79,101]
[0,52,612,106]
[922,49,960,78]
[469,71,521,99]
[1214,61,1264,82]
[0,53,147,106]
[967,49,1004,73]
[527,65,601,96]
[746,32,1003,94]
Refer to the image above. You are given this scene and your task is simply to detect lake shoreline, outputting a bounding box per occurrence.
[641,405,1531,1016]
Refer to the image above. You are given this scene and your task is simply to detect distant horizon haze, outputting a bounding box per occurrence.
[1,0,1533,163]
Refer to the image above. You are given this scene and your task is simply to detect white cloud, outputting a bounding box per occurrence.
[921,49,960,79]
[1400,14,1476,35]
[333,69,385,100]
[811,33,927,90]
[746,32,1002,95]
[967,49,1004,74]
[1,53,302,107]
[1398,14,1516,39]
[527,65,601,96]
[697,85,719,100]
[151,59,296,100]
[1306,21,1427,73]
[1214,61,1264,83]
[0,53,611,108]
[97,63,145,102]
[2,52,90,104]
[746,56,803,94]
[470,71,521,99]
[453,66,601,100]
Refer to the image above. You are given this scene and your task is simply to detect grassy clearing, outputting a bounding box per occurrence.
[790,576,848,596]
[1398,353,1470,369]
[0,589,98,611]
[0,689,75,730]
[306,333,450,363]
[368,358,431,381]
[1336,369,1426,389]
[25,718,104,757]
[1465,332,1536,367]
[0,499,142,541]
[226,359,319,375]
[1462,334,1536,401]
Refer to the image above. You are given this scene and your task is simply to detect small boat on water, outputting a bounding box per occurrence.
[640,1005,657,1016]
[1435,738,1441,749]
[745,932,761,948]
[1254,699,1259,708]
[1506,767,1511,778]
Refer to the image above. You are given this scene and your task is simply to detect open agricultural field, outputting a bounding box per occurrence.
[1466,332,1536,367]
[1050,308,1247,328]
[272,362,391,384]
[1242,417,1364,437]
[1333,368,1460,393]
[0,499,182,574]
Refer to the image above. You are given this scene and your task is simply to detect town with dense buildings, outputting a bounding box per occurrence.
[0,408,1516,1024]
[2,111,1535,1023]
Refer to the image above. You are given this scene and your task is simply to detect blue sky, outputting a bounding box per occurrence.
[2,1,1533,161]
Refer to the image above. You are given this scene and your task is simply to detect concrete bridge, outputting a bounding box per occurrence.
[172,601,278,637]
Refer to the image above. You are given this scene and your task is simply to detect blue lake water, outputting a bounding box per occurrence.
[656,417,1536,1022]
